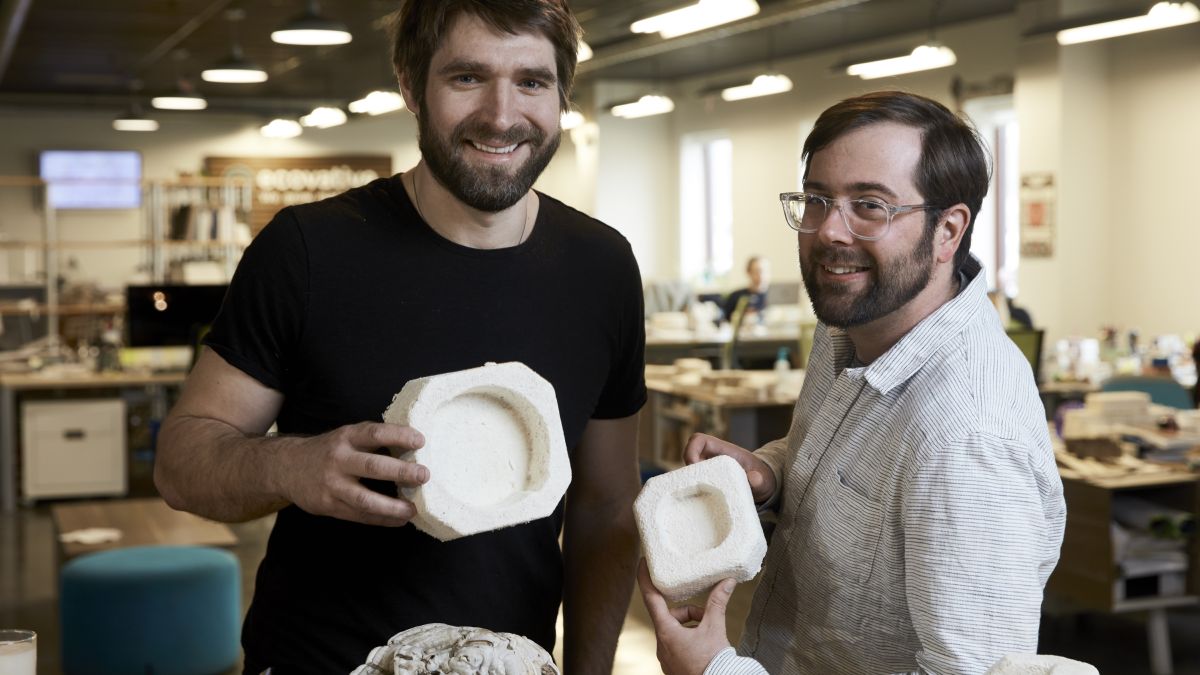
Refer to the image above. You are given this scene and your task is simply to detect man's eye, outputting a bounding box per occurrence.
[803,195,828,206]
[455,74,478,84]
[520,79,549,89]
[855,199,887,211]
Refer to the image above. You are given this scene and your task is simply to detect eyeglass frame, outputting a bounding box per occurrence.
[778,191,945,242]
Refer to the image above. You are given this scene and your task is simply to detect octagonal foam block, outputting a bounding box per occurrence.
[383,362,571,541]
[634,455,767,602]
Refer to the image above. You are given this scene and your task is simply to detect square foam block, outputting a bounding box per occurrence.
[382,362,571,541]
[635,454,767,602]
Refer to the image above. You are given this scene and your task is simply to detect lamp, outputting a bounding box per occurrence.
[1056,1,1199,45]
[271,0,352,46]
[300,106,347,128]
[203,9,268,83]
[260,119,302,138]
[113,105,159,132]
[348,90,406,115]
[720,73,793,101]
[631,0,759,39]
[844,42,956,79]
[151,78,207,110]
[610,94,675,119]
[561,109,585,130]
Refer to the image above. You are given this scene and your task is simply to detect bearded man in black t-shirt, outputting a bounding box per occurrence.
[154,2,647,672]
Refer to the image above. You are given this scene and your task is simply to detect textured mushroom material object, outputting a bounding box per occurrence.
[382,362,571,541]
[351,623,560,675]
[635,455,768,602]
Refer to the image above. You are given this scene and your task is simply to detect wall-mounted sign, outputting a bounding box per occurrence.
[204,155,392,233]
[1019,171,1055,258]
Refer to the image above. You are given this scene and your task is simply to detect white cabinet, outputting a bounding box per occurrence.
[21,399,126,498]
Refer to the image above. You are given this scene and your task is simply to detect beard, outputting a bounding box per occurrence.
[417,105,560,213]
[800,224,936,329]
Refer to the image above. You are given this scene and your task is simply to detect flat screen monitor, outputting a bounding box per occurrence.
[0,285,48,351]
[125,284,227,348]
[39,150,142,209]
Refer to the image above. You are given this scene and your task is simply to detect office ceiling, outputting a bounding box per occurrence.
[0,0,1141,117]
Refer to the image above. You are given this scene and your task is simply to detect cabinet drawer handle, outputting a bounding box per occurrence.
[63,429,86,440]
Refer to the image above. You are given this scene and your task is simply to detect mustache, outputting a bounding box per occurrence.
[809,244,873,268]
[450,117,545,148]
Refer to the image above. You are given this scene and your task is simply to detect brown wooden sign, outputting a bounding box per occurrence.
[204,155,393,233]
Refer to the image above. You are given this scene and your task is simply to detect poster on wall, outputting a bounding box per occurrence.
[204,156,392,234]
[1019,171,1055,258]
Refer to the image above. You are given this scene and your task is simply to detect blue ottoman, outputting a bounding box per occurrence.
[60,545,240,675]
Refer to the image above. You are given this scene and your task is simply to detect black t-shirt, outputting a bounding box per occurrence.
[203,175,647,673]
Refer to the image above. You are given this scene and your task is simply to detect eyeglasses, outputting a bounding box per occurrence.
[779,191,943,241]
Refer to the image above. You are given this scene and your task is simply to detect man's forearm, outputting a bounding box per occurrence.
[562,500,639,674]
[154,414,296,523]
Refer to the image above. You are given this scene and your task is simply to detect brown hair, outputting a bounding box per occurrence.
[802,90,990,271]
[390,0,580,112]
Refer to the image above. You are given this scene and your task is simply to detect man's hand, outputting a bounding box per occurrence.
[683,433,776,503]
[277,421,429,526]
[637,559,733,675]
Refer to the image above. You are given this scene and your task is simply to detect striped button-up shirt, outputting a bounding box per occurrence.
[708,257,1065,675]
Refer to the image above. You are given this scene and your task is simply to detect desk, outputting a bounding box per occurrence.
[51,497,237,561]
[646,327,803,367]
[0,370,187,512]
[643,378,797,468]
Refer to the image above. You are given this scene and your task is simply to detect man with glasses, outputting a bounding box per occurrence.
[638,91,1066,675]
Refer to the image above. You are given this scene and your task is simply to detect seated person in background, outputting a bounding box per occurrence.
[724,256,771,323]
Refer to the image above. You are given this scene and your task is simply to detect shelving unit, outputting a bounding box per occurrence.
[0,176,251,348]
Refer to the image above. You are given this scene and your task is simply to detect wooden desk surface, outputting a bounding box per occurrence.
[0,369,187,391]
[51,497,237,560]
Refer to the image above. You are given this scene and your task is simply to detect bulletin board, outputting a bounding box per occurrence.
[1019,171,1055,257]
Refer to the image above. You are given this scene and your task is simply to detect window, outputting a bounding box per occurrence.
[680,134,733,283]
[963,96,1020,296]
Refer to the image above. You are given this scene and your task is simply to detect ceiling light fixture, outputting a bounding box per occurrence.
[348,90,406,115]
[151,78,207,110]
[203,9,268,83]
[631,0,760,39]
[113,105,159,132]
[1056,1,1199,45]
[271,0,353,46]
[845,43,956,79]
[561,110,585,130]
[300,106,347,128]
[261,118,303,138]
[720,73,793,101]
[610,94,675,119]
[577,41,593,63]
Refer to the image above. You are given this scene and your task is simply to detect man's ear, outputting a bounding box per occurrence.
[935,203,970,264]
[398,74,418,118]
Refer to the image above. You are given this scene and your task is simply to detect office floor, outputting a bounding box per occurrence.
[4,502,1200,674]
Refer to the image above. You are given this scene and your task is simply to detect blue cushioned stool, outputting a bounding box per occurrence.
[60,545,240,675]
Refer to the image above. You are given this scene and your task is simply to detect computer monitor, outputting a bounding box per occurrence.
[125,284,228,348]
[0,285,49,351]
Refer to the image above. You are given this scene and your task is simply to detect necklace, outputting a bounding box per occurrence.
[411,170,530,248]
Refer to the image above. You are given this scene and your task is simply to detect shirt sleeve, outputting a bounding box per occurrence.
[703,647,769,675]
[902,432,1061,673]
[591,238,647,419]
[203,208,309,391]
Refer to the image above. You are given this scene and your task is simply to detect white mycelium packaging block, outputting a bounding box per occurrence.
[382,362,571,541]
[634,455,767,602]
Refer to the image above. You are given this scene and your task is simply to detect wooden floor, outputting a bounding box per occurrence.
[4,500,1200,674]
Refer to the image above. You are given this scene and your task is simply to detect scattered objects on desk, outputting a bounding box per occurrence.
[1112,495,1195,540]
[1053,446,1184,480]
[59,528,123,545]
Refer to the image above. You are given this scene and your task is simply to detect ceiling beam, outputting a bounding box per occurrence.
[0,0,33,85]
[133,0,238,76]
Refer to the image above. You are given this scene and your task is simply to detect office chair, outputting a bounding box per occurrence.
[1101,375,1193,409]
[1005,327,1045,384]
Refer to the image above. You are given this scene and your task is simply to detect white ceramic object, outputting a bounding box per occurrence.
[634,455,767,602]
[352,623,559,675]
[382,362,570,541]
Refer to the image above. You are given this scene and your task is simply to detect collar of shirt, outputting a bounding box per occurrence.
[823,254,989,397]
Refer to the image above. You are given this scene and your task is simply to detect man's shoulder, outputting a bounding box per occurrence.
[537,191,631,248]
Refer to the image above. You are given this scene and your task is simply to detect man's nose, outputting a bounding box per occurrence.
[481,82,520,132]
[817,201,855,245]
